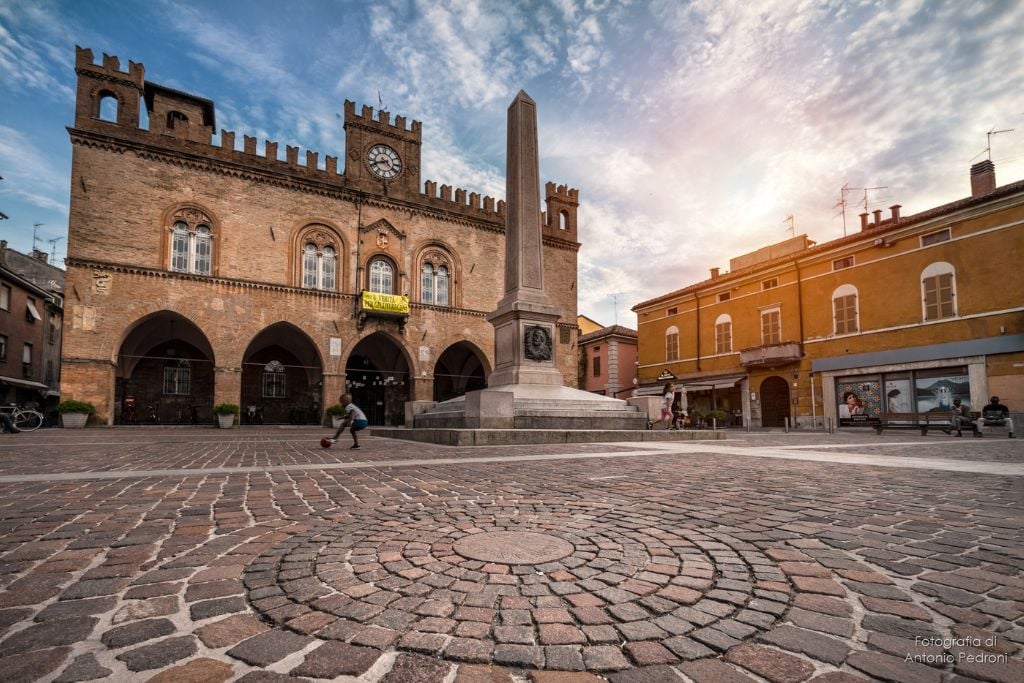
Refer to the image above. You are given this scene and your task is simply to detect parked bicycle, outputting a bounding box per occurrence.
[0,404,44,432]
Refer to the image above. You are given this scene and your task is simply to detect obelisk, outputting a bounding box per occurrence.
[486,90,563,387]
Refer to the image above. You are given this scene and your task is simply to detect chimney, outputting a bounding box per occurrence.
[890,204,901,222]
[872,209,882,225]
[970,160,996,197]
[31,249,49,264]
[0,240,6,265]
[710,267,720,279]
[859,212,869,231]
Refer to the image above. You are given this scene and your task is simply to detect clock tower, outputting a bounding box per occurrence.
[343,99,422,197]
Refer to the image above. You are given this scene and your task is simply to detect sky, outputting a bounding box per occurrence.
[2,0,1023,328]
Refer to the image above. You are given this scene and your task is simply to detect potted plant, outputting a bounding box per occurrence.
[706,410,729,428]
[60,399,95,429]
[213,403,240,428]
[326,404,346,428]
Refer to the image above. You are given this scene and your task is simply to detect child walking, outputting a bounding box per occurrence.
[329,393,369,449]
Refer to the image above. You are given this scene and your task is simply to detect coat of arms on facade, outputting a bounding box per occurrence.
[524,325,553,361]
[377,231,389,248]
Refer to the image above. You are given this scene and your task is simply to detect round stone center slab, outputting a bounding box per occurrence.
[453,531,574,565]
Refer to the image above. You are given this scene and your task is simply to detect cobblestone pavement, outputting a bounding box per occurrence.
[0,428,1021,682]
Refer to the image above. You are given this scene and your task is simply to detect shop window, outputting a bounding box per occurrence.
[760,308,781,345]
[832,284,859,335]
[921,262,956,321]
[665,326,680,361]
[714,314,732,354]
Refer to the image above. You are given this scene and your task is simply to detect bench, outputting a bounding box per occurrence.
[874,412,975,436]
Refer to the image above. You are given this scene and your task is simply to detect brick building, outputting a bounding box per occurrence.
[0,242,64,413]
[61,47,581,426]
[633,162,1024,428]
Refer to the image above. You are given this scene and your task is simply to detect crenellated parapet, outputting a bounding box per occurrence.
[420,180,504,221]
[343,100,422,142]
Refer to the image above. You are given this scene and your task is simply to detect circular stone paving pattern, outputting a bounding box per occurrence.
[453,531,575,565]
[241,501,794,670]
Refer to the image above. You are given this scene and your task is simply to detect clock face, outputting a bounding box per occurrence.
[367,144,402,179]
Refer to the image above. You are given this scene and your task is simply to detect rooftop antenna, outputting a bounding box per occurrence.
[834,184,862,236]
[861,186,887,212]
[48,236,64,263]
[32,223,44,252]
[783,214,795,237]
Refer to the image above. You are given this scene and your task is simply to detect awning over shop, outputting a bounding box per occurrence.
[0,375,48,390]
[680,376,746,392]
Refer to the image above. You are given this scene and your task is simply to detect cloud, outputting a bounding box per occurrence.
[0,4,76,102]
[0,124,69,216]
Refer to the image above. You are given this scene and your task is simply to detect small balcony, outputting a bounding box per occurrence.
[356,291,410,333]
[739,341,803,368]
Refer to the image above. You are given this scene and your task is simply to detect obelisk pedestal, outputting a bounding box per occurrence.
[486,90,563,388]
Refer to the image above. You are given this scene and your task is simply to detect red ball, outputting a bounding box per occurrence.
[320,438,333,448]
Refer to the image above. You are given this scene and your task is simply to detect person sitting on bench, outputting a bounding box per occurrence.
[981,396,1015,438]
[943,398,977,437]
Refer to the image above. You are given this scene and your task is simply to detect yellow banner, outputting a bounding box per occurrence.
[362,291,409,314]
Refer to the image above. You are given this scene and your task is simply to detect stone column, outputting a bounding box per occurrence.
[486,91,563,388]
[213,367,242,408]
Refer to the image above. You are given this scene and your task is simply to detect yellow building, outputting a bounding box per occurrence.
[633,162,1024,428]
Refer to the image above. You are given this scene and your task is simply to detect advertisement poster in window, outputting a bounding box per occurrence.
[836,378,881,426]
[884,377,913,415]
[914,373,970,412]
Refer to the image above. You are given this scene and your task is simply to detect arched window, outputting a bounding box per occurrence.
[98,92,118,122]
[419,249,454,306]
[421,263,434,303]
[263,360,286,398]
[301,243,336,291]
[168,208,216,275]
[369,258,394,294]
[832,284,859,335]
[559,211,568,230]
[194,226,211,275]
[921,262,956,321]
[171,222,189,272]
[163,359,191,395]
[665,325,680,362]
[714,314,732,354]
[436,266,449,306]
[302,243,318,288]
[295,226,341,291]
[167,111,188,129]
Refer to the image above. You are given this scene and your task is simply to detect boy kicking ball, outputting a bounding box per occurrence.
[325,393,369,449]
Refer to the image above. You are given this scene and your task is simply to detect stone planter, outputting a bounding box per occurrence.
[62,413,89,429]
[217,413,236,429]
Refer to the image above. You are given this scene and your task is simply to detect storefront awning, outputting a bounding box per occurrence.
[0,375,48,390]
[680,376,746,392]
